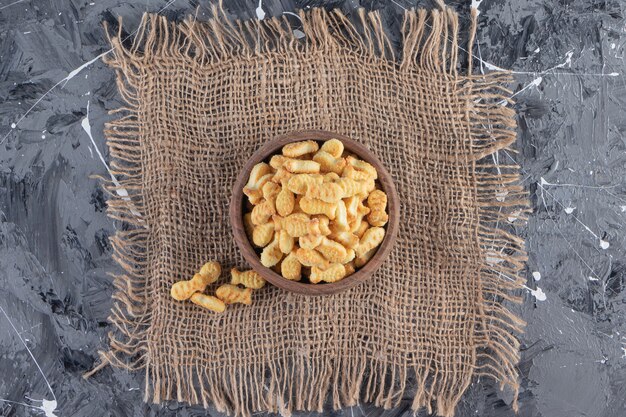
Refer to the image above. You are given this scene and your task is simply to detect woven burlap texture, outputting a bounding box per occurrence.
[94,5,528,417]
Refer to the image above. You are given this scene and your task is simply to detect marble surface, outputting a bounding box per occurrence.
[1,0,625,416]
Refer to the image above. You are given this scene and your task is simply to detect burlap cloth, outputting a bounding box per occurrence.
[92,4,528,417]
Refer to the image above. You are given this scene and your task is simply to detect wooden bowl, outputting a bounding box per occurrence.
[230,130,399,295]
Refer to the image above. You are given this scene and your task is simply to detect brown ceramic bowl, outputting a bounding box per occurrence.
[230,130,399,295]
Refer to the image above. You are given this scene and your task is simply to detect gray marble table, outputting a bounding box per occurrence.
[1,1,625,416]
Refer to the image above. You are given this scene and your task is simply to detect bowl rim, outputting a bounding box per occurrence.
[229,130,399,296]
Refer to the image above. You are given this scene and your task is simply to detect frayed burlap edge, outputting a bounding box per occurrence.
[85,4,529,417]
